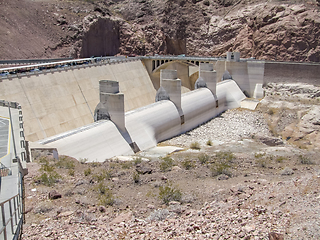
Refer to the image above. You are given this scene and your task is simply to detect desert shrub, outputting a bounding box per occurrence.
[198,153,209,164]
[133,171,140,183]
[254,152,266,159]
[210,161,231,177]
[95,183,114,206]
[133,157,142,165]
[93,170,112,182]
[56,156,75,169]
[68,169,75,176]
[120,161,133,169]
[159,156,174,172]
[206,139,213,146]
[190,141,201,150]
[276,156,286,163]
[79,158,88,164]
[36,158,61,186]
[90,161,101,168]
[37,172,61,187]
[84,168,92,176]
[216,151,235,162]
[256,159,267,168]
[181,159,195,170]
[299,155,313,165]
[158,182,182,205]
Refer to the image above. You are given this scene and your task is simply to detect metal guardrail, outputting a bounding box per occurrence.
[0,58,73,65]
[0,194,23,240]
[0,56,138,79]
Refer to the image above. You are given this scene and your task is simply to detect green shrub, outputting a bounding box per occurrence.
[93,170,112,182]
[37,172,61,187]
[256,159,267,168]
[79,158,88,164]
[254,153,266,159]
[95,182,114,206]
[90,161,101,168]
[198,153,209,164]
[276,156,286,163]
[181,159,195,170]
[133,157,142,165]
[158,182,182,205]
[210,162,231,177]
[120,161,133,169]
[84,168,92,176]
[159,156,174,172]
[36,158,61,186]
[216,151,235,162]
[68,169,75,176]
[133,171,140,183]
[56,156,75,169]
[206,139,212,146]
[299,155,313,165]
[190,141,201,150]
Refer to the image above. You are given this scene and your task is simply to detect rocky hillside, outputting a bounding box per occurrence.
[0,0,320,61]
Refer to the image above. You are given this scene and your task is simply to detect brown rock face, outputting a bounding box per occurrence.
[0,0,319,62]
[80,18,120,58]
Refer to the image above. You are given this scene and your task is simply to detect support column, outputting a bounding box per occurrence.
[199,63,218,107]
[96,80,125,132]
[157,69,184,124]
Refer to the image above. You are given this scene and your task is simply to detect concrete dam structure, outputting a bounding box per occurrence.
[0,52,284,162]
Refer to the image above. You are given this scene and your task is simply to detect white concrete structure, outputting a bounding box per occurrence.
[38,79,245,162]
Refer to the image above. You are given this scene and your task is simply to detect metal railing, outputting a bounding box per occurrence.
[0,194,23,240]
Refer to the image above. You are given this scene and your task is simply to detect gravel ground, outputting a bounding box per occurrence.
[164,109,271,148]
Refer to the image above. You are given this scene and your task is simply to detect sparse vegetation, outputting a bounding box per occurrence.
[299,155,313,165]
[93,170,112,182]
[210,161,231,177]
[120,161,133,169]
[95,182,115,206]
[276,156,286,163]
[198,153,209,164]
[190,141,201,150]
[68,169,75,176]
[84,168,92,176]
[56,156,75,169]
[133,171,140,183]
[36,157,61,186]
[159,156,174,172]
[206,139,212,146]
[79,158,88,164]
[133,157,142,165]
[181,159,195,170]
[215,151,235,162]
[158,182,182,205]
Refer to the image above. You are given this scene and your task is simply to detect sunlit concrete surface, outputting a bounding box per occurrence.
[38,79,245,162]
[0,117,9,159]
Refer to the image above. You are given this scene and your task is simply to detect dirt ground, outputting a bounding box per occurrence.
[22,82,320,239]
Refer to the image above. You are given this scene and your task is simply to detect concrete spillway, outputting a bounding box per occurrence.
[38,80,245,162]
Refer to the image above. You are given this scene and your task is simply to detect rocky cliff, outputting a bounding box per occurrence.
[0,0,319,61]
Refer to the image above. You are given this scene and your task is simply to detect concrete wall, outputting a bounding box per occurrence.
[40,79,245,162]
[215,60,265,97]
[264,62,320,85]
[0,60,156,141]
